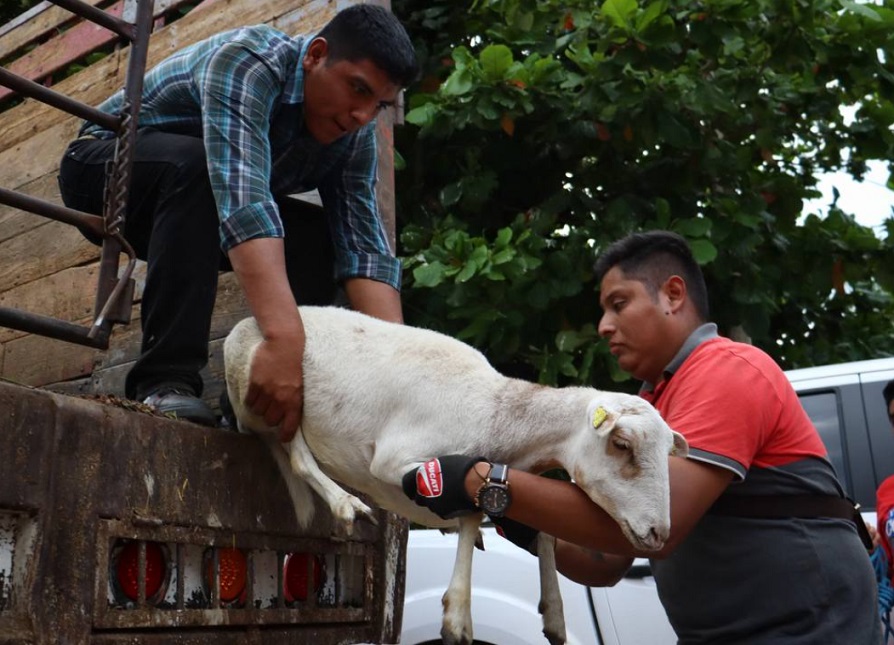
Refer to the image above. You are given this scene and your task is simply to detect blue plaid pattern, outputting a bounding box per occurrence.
[82,25,400,289]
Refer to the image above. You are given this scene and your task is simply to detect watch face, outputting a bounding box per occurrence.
[480,485,511,515]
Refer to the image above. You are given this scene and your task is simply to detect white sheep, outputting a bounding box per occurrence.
[223,306,687,645]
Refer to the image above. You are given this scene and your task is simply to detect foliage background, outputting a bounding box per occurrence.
[392,0,894,389]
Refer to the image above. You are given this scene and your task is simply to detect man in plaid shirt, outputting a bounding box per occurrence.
[58,5,419,432]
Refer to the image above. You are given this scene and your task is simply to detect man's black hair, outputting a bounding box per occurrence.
[884,379,894,408]
[317,4,419,87]
[594,230,711,321]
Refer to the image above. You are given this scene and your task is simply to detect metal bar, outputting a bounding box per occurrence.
[0,187,104,238]
[138,541,147,606]
[0,307,108,348]
[93,0,153,327]
[47,0,135,39]
[0,67,120,131]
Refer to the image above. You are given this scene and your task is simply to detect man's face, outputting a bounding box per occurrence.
[598,266,672,384]
[302,39,401,145]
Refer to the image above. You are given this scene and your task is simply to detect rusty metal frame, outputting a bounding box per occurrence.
[0,0,155,349]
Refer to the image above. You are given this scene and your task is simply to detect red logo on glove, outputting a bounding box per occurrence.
[416,459,443,498]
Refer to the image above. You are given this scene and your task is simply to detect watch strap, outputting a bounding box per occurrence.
[489,463,509,485]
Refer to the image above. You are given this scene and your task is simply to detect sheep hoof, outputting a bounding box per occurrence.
[543,629,566,645]
[330,495,377,538]
[440,622,473,645]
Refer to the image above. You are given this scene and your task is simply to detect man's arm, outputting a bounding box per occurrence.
[344,277,402,323]
[554,544,634,587]
[463,456,733,582]
[228,238,304,443]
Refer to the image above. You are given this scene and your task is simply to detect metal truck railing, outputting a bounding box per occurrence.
[0,0,153,349]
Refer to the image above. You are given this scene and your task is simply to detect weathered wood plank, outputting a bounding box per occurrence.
[0,174,58,245]
[0,0,103,60]
[0,0,201,103]
[0,261,147,344]
[0,1,125,104]
[0,118,80,192]
[0,249,246,387]
[0,218,99,289]
[0,265,99,343]
[1,328,97,386]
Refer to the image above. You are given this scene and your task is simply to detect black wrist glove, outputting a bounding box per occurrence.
[490,515,540,555]
[401,454,486,520]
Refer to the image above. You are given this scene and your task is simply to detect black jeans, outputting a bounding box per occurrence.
[58,129,336,400]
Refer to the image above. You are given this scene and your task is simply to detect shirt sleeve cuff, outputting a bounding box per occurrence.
[219,201,284,252]
[335,252,402,291]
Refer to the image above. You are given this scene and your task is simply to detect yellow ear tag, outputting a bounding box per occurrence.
[592,406,607,429]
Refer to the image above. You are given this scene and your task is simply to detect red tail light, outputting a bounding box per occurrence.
[283,552,324,602]
[113,540,167,603]
[203,547,247,605]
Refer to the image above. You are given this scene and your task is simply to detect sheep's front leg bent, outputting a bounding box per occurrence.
[537,533,567,645]
[440,513,483,645]
[286,430,376,537]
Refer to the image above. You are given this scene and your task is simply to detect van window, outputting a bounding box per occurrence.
[798,392,848,486]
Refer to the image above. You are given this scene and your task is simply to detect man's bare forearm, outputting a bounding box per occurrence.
[228,237,304,440]
[228,238,302,340]
[344,277,403,323]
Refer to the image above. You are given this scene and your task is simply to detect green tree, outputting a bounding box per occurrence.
[393,0,894,388]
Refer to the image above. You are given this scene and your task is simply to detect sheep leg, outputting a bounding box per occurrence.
[286,430,376,537]
[440,513,482,645]
[537,533,567,645]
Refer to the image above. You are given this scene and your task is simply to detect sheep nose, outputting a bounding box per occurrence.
[642,526,667,551]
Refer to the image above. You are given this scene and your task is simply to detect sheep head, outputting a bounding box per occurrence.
[566,395,687,552]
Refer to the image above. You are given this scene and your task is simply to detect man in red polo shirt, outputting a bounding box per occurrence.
[404,230,882,643]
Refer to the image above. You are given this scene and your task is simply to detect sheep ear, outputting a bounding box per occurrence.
[670,430,689,457]
[591,405,616,435]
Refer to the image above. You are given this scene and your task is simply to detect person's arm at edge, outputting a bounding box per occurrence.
[344,277,403,323]
[228,237,304,443]
[464,456,734,586]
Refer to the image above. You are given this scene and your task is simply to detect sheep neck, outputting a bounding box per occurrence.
[484,379,593,471]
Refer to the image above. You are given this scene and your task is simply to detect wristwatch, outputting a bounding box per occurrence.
[475,463,512,517]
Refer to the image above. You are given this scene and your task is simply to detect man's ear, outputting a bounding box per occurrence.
[303,37,329,71]
[662,275,687,313]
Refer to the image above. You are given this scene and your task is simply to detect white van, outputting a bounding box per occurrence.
[401,357,894,645]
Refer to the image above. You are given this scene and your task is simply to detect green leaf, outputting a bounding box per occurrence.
[657,112,693,148]
[675,217,712,237]
[689,239,718,264]
[839,1,881,21]
[556,330,593,352]
[495,227,513,249]
[602,0,638,31]
[413,262,447,288]
[405,103,437,127]
[480,44,514,80]
[442,69,475,96]
[456,261,477,283]
[440,182,463,207]
[636,0,668,32]
[492,248,515,265]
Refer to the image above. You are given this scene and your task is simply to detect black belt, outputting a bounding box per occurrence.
[709,494,874,550]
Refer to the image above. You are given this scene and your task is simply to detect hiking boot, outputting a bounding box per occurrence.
[142,384,217,427]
